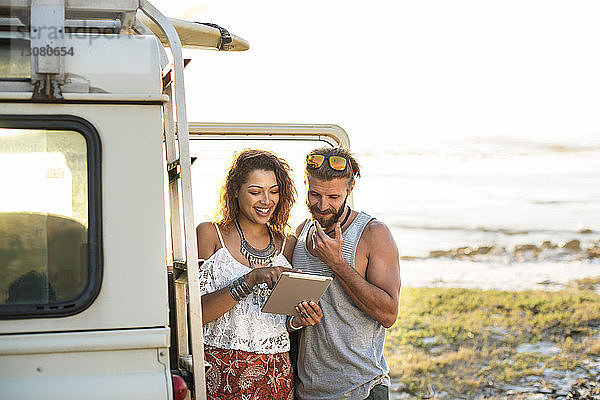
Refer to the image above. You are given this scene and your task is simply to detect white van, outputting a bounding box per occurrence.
[0,2,349,399]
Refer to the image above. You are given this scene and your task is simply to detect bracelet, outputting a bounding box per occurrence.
[228,283,243,301]
[237,276,253,296]
[286,315,303,332]
[228,275,255,302]
[229,279,245,301]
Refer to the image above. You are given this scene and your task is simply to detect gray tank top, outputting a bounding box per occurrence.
[292,211,391,400]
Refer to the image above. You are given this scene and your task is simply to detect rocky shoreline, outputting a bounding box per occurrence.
[401,239,600,263]
[392,379,600,399]
[386,282,600,400]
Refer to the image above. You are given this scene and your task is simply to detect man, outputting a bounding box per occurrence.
[291,147,401,400]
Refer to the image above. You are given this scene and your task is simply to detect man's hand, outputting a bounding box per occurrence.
[309,218,401,328]
[312,220,346,271]
[293,301,323,327]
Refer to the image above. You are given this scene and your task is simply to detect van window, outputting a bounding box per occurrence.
[0,116,102,318]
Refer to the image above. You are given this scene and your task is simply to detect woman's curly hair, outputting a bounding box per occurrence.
[216,149,296,235]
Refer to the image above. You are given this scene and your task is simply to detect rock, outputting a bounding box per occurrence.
[422,337,437,345]
[578,228,593,234]
[541,241,557,249]
[515,244,539,252]
[500,229,529,235]
[429,250,450,258]
[514,244,541,259]
[586,247,600,259]
[473,246,493,255]
[455,247,472,256]
[561,239,581,251]
[537,279,555,286]
[516,342,560,356]
[567,379,600,399]
[400,255,420,260]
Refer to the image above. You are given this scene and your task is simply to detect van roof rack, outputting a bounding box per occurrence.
[0,0,248,99]
[0,0,138,31]
[0,0,249,50]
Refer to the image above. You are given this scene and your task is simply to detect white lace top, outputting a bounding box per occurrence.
[199,224,290,354]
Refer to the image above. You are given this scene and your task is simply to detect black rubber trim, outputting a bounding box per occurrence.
[0,114,103,319]
[195,22,232,50]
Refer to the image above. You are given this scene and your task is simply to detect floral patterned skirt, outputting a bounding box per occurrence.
[204,345,294,400]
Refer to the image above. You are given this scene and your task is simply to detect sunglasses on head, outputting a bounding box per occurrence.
[306,154,353,174]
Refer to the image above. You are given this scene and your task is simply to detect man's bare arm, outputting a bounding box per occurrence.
[313,220,401,328]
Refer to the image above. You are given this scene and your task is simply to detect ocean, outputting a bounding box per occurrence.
[354,136,600,291]
[190,135,600,291]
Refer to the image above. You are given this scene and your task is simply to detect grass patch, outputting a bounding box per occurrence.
[385,279,600,397]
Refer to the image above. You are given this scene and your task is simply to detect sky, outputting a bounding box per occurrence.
[150,0,600,150]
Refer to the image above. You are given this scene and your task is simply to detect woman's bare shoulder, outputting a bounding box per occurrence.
[196,221,221,259]
[196,221,217,238]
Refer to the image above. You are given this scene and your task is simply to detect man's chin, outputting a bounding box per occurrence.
[312,215,335,231]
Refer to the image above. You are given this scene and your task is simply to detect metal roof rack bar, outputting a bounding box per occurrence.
[138,2,207,399]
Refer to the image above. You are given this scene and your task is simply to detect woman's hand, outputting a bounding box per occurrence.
[294,301,323,327]
[245,265,289,288]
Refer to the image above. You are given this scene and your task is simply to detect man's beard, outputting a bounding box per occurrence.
[307,196,347,232]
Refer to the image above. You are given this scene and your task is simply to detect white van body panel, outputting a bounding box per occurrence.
[1,13,173,400]
[61,35,162,95]
[0,328,171,400]
[0,103,169,333]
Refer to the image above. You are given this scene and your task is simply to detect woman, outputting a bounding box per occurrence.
[196,149,322,400]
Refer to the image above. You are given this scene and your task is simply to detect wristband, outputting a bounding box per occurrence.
[228,283,243,301]
[286,315,303,331]
[238,275,254,295]
[228,274,257,302]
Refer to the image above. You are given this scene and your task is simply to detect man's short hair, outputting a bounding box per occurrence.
[305,147,361,187]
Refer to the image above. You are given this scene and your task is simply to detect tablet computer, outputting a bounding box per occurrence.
[261,271,333,315]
